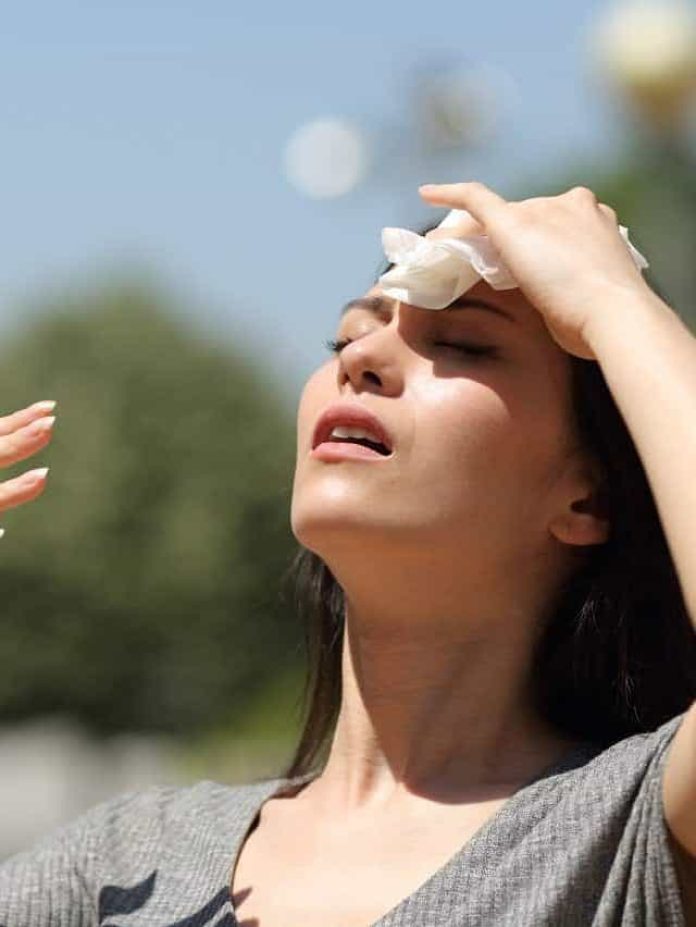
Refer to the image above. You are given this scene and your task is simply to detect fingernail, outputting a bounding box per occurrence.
[32,400,57,412]
[27,416,55,435]
[419,184,437,191]
[22,467,49,483]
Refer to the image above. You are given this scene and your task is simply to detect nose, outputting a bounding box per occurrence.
[337,319,404,396]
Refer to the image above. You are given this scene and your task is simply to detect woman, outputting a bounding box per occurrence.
[0,181,694,926]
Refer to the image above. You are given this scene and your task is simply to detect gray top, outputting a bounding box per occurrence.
[0,711,687,926]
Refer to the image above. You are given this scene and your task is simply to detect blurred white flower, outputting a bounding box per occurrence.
[590,0,696,124]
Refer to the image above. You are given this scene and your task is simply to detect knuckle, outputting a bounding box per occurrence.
[0,441,19,468]
[0,427,49,468]
[568,185,597,202]
[21,420,51,442]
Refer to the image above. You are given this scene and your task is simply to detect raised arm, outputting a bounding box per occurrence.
[579,283,696,886]
[419,182,696,871]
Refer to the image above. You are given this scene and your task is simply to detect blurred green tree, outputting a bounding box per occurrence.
[0,274,304,737]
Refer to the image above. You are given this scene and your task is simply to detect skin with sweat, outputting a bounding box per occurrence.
[291,279,608,803]
[228,279,610,927]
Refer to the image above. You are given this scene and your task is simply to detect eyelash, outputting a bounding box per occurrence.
[324,338,350,353]
[324,337,497,358]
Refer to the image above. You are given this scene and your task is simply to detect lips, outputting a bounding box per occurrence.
[312,401,393,455]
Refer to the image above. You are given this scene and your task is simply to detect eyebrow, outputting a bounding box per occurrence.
[339,293,515,323]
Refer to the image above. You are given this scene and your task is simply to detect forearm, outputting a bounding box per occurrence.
[586,286,696,627]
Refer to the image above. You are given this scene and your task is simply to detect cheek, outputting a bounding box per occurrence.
[410,378,513,484]
[408,375,561,516]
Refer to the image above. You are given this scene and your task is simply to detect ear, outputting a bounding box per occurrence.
[548,456,611,548]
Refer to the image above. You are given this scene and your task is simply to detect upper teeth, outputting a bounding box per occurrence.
[330,425,383,443]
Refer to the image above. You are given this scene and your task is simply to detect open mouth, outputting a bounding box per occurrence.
[312,403,394,458]
[329,436,391,455]
[325,426,391,456]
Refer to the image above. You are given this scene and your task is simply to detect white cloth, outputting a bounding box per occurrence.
[378,208,650,310]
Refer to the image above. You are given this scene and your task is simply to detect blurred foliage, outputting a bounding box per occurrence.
[178,659,306,781]
[0,275,305,737]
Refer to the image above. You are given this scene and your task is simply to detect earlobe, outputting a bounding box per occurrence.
[549,494,611,547]
[548,450,611,547]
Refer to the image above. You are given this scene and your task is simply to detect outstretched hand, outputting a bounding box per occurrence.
[0,400,55,534]
[419,181,655,360]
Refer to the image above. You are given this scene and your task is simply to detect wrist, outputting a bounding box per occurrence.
[583,283,678,354]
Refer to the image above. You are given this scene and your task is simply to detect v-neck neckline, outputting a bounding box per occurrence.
[219,740,600,927]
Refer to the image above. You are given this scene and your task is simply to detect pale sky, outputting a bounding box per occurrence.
[0,0,631,402]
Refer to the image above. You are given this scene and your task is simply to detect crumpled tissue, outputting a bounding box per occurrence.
[378,208,650,310]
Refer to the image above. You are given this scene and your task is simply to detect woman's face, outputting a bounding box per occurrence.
[291,280,593,573]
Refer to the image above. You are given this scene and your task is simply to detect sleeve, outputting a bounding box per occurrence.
[0,788,154,927]
[621,712,688,926]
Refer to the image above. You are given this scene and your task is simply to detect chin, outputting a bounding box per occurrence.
[291,502,375,552]
[290,497,426,568]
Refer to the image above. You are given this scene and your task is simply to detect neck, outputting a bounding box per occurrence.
[307,548,575,811]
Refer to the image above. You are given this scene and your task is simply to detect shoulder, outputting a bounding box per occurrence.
[65,777,283,887]
[530,713,688,836]
[91,776,282,845]
[2,777,270,864]
[90,777,285,907]
[565,712,685,787]
[507,715,689,924]
[597,712,684,760]
[0,777,285,922]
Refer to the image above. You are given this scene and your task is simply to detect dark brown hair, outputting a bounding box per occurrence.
[280,224,696,779]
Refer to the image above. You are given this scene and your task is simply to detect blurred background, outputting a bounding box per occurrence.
[1,0,696,859]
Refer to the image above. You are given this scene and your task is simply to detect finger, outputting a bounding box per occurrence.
[425,223,484,241]
[425,209,485,240]
[0,467,50,513]
[419,181,509,227]
[0,416,56,468]
[0,400,57,438]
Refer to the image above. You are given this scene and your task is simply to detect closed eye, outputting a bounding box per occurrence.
[324,337,353,354]
[324,337,498,359]
[434,342,498,358]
